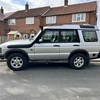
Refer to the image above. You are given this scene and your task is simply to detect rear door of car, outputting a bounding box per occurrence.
[59,29,80,59]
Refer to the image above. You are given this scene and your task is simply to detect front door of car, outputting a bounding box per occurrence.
[34,29,60,60]
[59,29,80,59]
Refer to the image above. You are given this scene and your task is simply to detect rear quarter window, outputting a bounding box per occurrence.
[82,30,98,42]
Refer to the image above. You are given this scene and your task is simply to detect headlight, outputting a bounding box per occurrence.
[0,48,2,53]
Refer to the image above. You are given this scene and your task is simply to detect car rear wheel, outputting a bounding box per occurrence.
[7,53,28,71]
[69,53,87,69]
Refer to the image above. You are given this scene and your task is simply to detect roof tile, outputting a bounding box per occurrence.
[43,1,97,16]
[5,1,97,19]
[6,6,50,19]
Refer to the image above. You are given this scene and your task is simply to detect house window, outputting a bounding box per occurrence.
[72,13,86,22]
[26,17,34,24]
[8,19,16,25]
[46,16,56,24]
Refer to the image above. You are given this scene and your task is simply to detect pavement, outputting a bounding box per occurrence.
[0,59,6,62]
[90,58,100,62]
[0,58,100,62]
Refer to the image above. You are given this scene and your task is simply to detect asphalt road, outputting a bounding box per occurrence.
[0,62,100,100]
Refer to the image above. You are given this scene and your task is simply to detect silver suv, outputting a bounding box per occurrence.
[0,25,99,71]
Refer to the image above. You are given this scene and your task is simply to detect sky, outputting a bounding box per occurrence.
[0,0,98,12]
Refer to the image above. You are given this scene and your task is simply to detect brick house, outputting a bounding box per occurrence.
[0,7,15,43]
[6,4,50,39]
[1,0,97,41]
[0,7,8,43]
[0,7,5,35]
[42,1,97,26]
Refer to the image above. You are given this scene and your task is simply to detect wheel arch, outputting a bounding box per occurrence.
[5,49,30,61]
[68,49,89,62]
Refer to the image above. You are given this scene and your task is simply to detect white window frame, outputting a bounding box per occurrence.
[8,19,16,25]
[26,17,34,24]
[46,16,56,24]
[72,13,86,22]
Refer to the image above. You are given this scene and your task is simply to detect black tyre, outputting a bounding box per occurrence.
[7,53,28,71]
[69,53,87,69]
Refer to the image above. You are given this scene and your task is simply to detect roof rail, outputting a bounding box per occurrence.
[80,25,95,28]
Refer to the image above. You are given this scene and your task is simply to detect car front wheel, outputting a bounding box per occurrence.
[7,53,28,71]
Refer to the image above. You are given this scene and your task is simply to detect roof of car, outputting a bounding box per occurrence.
[44,24,99,30]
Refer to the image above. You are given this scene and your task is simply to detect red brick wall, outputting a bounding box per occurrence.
[8,16,41,35]
[86,12,96,25]
[6,11,96,36]
[42,12,96,26]
[0,21,8,36]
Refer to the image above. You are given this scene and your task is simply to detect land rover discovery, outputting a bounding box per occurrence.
[0,24,99,71]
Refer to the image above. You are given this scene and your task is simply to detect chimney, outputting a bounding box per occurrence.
[64,0,68,6]
[1,6,4,14]
[25,2,29,11]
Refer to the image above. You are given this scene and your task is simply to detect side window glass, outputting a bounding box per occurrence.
[41,30,59,43]
[82,30,98,42]
[61,30,79,43]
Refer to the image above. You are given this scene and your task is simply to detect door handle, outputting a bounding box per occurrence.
[73,44,79,46]
[53,45,60,47]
